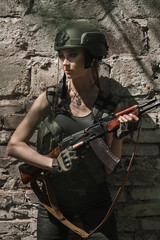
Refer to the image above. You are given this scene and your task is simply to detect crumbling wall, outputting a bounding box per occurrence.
[0,1,160,239]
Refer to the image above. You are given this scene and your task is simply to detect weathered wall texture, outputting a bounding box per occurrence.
[0,0,160,239]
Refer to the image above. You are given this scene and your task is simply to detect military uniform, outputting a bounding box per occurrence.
[37,83,119,240]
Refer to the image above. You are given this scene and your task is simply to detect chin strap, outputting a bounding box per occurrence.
[31,123,141,239]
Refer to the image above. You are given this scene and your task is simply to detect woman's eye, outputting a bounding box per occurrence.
[69,53,77,58]
[59,51,79,61]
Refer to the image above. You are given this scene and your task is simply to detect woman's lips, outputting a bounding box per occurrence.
[65,70,72,74]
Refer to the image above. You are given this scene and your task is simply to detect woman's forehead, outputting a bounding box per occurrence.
[59,48,83,53]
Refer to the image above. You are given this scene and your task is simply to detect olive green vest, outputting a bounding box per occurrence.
[37,82,120,191]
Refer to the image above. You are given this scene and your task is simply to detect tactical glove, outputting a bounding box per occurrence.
[116,121,139,139]
[51,146,78,172]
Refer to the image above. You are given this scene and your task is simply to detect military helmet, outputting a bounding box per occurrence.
[54,21,108,58]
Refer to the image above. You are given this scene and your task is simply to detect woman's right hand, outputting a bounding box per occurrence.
[51,146,78,173]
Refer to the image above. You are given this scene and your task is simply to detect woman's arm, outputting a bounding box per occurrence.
[105,103,123,160]
[105,103,139,172]
[6,91,53,170]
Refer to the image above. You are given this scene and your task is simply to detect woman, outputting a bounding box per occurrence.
[7,21,139,240]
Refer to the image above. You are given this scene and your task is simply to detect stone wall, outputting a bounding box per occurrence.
[0,0,160,239]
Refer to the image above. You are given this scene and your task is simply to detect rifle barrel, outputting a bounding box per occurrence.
[138,97,157,108]
[140,101,160,115]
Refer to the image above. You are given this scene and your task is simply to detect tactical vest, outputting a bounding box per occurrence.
[37,81,120,190]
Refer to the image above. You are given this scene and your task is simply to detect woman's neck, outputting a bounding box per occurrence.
[66,70,99,116]
[67,70,97,96]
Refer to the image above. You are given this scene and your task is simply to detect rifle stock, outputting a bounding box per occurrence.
[19,146,60,184]
[19,98,160,184]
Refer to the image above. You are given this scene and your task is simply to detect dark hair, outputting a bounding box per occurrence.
[91,58,100,88]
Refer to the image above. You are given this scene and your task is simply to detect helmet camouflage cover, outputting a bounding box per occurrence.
[54,21,108,58]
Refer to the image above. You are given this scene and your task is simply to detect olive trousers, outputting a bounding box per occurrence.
[37,182,118,240]
[37,203,118,240]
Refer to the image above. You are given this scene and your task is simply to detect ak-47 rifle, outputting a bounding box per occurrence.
[19,97,160,184]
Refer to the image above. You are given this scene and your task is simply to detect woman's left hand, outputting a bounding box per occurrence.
[118,113,139,123]
[116,113,139,139]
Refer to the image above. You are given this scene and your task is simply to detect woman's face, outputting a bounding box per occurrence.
[58,48,86,80]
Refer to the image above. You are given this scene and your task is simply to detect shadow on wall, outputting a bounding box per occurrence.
[19,0,160,142]
[22,0,160,42]
[99,0,160,40]
[98,0,160,90]
[20,0,160,96]
[100,76,160,213]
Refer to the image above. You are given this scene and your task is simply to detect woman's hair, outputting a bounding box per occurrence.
[91,58,100,88]
[84,49,101,88]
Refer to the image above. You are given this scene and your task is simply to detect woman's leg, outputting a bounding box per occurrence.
[78,183,118,240]
[37,205,69,240]
[81,207,118,240]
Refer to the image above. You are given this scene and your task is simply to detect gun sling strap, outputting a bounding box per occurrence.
[30,124,141,239]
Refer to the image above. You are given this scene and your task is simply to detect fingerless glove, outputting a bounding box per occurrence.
[116,121,139,139]
[51,146,78,173]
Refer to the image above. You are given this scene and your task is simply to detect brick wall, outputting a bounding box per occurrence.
[0,0,160,239]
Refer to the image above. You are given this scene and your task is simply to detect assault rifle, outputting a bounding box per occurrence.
[19,98,160,184]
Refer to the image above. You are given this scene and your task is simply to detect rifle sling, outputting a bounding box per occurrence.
[30,175,89,239]
[30,126,141,239]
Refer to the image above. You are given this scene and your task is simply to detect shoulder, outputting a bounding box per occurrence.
[8,91,51,143]
[98,90,121,111]
[113,103,121,113]
[33,91,50,111]
[93,90,121,120]
[46,85,57,106]
[46,82,65,108]
[26,91,51,123]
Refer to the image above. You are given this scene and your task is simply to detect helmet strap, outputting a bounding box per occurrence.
[62,73,67,99]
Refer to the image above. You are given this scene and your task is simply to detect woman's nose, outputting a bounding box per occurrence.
[63,58,70,66]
